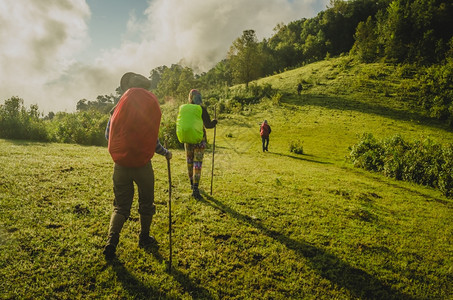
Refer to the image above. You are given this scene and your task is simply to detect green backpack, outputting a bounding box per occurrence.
[176,104,203,144]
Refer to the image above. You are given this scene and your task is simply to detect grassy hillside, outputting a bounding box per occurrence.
[1,58,452,299]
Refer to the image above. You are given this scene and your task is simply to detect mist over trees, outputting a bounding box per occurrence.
[1,0,453,144]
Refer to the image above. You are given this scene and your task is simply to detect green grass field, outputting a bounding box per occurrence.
[1,58,453,299]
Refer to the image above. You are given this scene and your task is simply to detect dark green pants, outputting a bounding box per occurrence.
[112,161,156,219]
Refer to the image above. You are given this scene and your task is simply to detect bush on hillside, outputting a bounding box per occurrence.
[159,115,183,149]
[217,99,242,114]
[48,111,109,146]
[348,133,384,172]
[0,97,50,142]
[390,59,453,127]
[289,139,304,155]
[349,133,453,198]
[271,93,282,106]
[0,98,111,146]
[416,59,453,125]
[230,83,276,105]
[215,83,278,114]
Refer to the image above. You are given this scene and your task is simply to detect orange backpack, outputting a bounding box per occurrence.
[260,123,270,137]
[108,88,161,167]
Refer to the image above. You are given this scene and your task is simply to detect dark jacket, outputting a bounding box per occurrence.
[195,106,217,145]
[202,106,217,129]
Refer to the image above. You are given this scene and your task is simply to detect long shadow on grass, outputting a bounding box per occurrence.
[269,151,332,165]
[106,258,171,299]
[106,251,215,300]
[285,94,451,131]
[345,166,452,206]
[142,247,216,299]
[200,193,415,300]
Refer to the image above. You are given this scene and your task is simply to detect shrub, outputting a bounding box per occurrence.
[159,116,183,149]
[415,60,453,125]
[349,133,384,172]
[158,104,183,149]
[438,144,453,197]
[349,133,453,198]
[272,93,282,106]
[48,111,109,146]
[229,83,277,107]
[0,97,50,142]
[289,139,304,155]
[382,135,410,180]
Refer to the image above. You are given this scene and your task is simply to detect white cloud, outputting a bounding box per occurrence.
[104,0,327,73]
[0,0,329,113]
[0,0,90,112]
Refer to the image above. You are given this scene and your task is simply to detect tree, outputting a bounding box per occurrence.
[228,30,263,87]
[0,97,48,141]
[176,67,197,97]
[76,99,89,111]
[376,0,453,64]
[149,65,168,90]
[201,59,233,87]
[267,21,305,72]
[76,95,115,113]
[303,31,326,61]
[154,64,197,102]
[352,16,379,62]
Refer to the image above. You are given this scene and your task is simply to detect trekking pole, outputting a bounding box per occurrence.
[210,106,217,196]
[164,140,172,273]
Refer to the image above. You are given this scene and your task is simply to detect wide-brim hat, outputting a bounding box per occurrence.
[120,72,151,92]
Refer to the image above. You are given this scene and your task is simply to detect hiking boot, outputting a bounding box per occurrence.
[192,189,202,200]
[103,212,126,260]
[103,244,116,260]
[139,235,159,249]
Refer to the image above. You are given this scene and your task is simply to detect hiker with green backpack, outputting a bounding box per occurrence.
[176,89,217,199]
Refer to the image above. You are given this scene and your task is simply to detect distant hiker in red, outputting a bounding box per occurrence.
[260,120,271,152]
[103,72,172,259]
[177,89,217,199]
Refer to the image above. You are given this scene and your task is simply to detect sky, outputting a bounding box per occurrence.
[0,0,330,113]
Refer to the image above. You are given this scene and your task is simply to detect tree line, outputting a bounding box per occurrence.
[151,0,452,102]
[1,0,452,145]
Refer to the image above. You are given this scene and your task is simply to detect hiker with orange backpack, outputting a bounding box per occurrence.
[176,89,217,199]
[103,72,172,259]
[260,120,271,152]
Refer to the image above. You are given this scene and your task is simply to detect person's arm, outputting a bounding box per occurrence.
[155,139,172,159]
[105,119,111,140]
[105,106,116,141]
[201,107,217,129]
[268,125,271,134]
